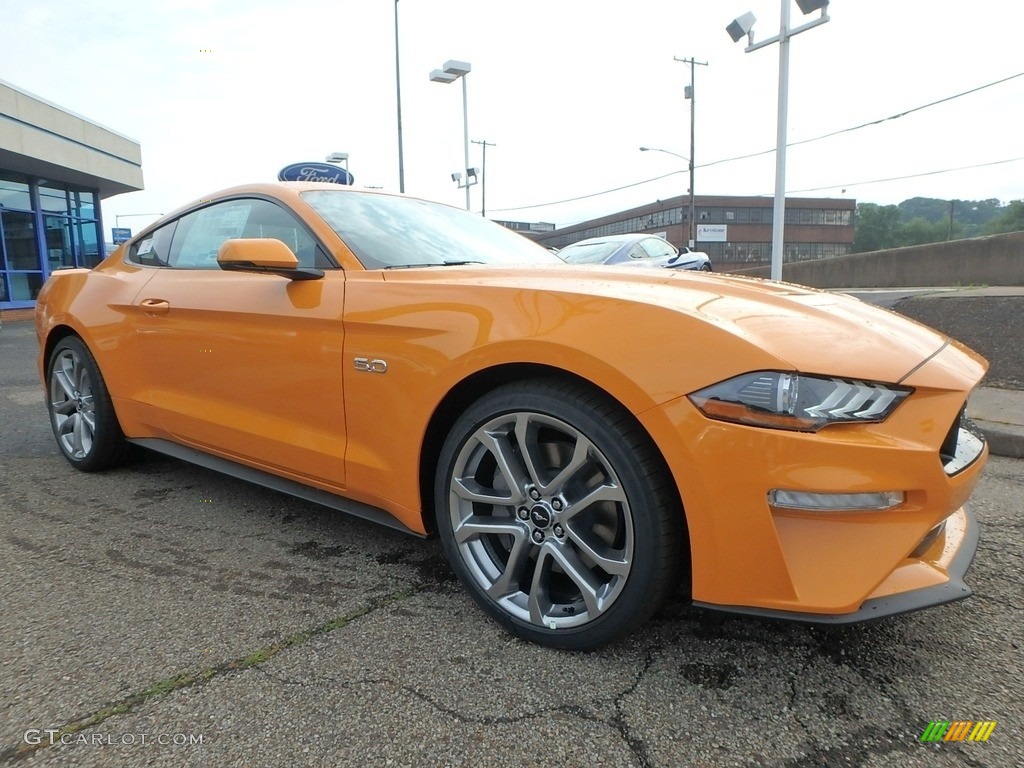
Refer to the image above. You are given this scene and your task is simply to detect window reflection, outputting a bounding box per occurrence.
[0,175,32,210]
[2,211,38,269]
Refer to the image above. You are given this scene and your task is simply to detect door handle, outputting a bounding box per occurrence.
[139,298,170,315]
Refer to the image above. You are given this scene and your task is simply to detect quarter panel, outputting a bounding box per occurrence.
[36,261,161,435]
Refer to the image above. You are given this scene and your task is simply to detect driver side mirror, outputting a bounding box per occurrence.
[217,238,323,280]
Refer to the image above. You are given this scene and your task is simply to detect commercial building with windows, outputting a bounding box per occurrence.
[530,194,855,270]
[1,79,143,311]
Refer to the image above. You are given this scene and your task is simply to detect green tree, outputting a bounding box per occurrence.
[896,216,953,247]
[853,203,901,252]
[983,200,1024,235]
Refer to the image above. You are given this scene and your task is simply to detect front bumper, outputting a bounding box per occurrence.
[692,504,978,624]
[638,345,988,622]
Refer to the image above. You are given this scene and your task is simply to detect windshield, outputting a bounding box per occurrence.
[302,190,561,270]
[558,241,620,265]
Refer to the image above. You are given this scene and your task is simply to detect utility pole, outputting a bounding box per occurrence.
[674,56,707,249]
[471,139,496,217]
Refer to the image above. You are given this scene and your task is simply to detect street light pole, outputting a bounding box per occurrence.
[394,0,405,193]
[460,74,470,211]
[727,0,831,281]
[430,60,474,211]
[674,57,707,248]
[770,1,791,281]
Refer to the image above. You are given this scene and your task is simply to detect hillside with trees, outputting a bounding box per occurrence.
[853,197,1024,252]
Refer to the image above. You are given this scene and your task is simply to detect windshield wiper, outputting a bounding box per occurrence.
[384,260,485,269]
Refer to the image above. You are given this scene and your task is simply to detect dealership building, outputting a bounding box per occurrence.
[0,79,143,312]
[530,193,855,269]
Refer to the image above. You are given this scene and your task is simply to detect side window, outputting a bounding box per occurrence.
[640,238,676,260]
[127,221,176,267]
[240,199,324,268]
[167,199,327,269]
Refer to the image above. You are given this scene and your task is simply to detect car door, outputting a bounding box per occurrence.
[131,197,348,487]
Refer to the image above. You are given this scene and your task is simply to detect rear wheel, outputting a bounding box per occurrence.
[47,336,130,471]
[435,379,683,650]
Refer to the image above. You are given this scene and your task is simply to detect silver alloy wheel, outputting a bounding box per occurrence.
[447,411,633,630]
[49,348,96,460]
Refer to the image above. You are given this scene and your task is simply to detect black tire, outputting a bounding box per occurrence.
[699,264,712,272]
[46,336,130,472]
[434,379,684,650]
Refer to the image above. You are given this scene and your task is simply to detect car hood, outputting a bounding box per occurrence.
[383,265,985,385]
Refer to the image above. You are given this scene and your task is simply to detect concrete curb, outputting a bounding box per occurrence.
[974,419,1024,460]
[966,387,1024,460]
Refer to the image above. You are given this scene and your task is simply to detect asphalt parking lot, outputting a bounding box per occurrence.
[1,319,1021,768]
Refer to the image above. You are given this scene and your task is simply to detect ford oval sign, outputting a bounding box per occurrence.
[277,162,354,185]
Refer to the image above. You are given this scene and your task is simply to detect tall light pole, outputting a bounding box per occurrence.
[674,56,707,248]
[394,1,405,193]
[727,0,830,281]
[430,60,473,210]
[639,147,690,249]
[471,139,496,217]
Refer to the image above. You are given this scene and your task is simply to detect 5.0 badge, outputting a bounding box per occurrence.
[353,357,388,373]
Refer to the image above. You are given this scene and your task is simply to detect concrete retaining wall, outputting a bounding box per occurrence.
[727,231,1024,288]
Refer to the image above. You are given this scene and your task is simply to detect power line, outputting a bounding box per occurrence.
[490,71,1024,214]
[786,156,1024,195]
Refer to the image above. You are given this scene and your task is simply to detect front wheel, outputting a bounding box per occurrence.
[434,380,684,650]
[47,336,130,471]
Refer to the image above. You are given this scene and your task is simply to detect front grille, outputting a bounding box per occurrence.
[939,407,964,465]
[940,406,986,476]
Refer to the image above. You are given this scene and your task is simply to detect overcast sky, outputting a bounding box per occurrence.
[3,0,1022,235]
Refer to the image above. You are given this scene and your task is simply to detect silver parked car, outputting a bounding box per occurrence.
[558,234,712,271]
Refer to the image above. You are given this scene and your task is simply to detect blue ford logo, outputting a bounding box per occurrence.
[278,162,354,185]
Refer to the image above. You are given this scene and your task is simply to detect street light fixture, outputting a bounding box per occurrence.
[639,146,693,249]
[727,0,831,281]
[325,152,349,171]
[430,59,475,210]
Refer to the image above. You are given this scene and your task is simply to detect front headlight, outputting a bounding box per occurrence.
[688,371,912,432]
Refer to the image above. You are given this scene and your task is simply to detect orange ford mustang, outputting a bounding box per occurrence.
[35,183,988,650]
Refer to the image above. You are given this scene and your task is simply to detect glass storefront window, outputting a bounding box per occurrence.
[71,189,97,219]
[0,175,31,211]
[1,178,104,306]
[6,272,45,300]
[44,215,75,269]
[80,220,101,266]
[2,210,39,270]
[38,183,70,213]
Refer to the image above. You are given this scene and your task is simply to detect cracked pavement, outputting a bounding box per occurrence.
[1,321,1021,767]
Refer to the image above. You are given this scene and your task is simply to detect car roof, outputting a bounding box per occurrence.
[564,234,660,247]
